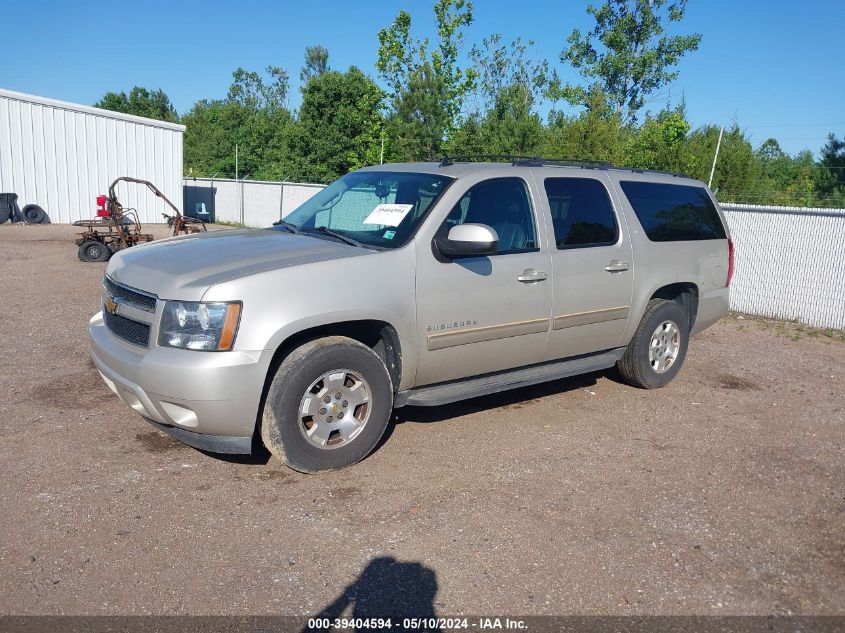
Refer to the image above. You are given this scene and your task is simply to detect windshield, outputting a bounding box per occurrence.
[274,171,453,249]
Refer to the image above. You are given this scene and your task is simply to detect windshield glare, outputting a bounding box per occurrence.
[275,171,452,249]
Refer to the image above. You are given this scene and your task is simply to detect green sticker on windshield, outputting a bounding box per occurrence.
[383,230,397,240]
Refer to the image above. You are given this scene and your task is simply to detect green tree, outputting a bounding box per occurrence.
[300,45,330,86]
[377,0,477,140]
[227,66,289,111]
[542,88,627,164]
[469,34,549,114]
[817,133,845,203]
[452,84,545,157]
[753,140,837,207]
[558,0,702,121]
[183,99,292,179]
[286,67,384,183]
[623,105,691,172]
[183,68,293,179]
[386,63,451,161]
[685,124,757,201]
[95,87,178,122]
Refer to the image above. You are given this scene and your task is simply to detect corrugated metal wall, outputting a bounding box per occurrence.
[0,88,184,224]
[722,203,845,329]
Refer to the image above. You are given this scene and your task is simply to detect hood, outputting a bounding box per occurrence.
[106,228,368,300]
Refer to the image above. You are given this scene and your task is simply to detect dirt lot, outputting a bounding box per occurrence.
[0,223,842,617]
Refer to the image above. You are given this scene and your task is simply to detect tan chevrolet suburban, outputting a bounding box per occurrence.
[90,158,733,472]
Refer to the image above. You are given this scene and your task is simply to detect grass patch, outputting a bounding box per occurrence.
[727,311,844,343]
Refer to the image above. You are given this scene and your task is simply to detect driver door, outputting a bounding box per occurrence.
[414,177,553,386]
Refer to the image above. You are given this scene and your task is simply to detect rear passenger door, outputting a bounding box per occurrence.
[540,174,634,361]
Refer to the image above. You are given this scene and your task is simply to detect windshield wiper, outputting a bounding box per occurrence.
[271,219,301,234]
[302,226,366,248]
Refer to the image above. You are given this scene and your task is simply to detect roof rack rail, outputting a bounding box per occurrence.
[625,167,691,178]
[512,157,611,169]
[438,154,537,167]
[438,155,611,169]
[436,155,692,178]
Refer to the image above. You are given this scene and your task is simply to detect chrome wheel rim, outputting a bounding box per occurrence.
[648,320,681,374]
[298,369,371,450]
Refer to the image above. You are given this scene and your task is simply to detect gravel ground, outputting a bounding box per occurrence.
[0,223,842,616]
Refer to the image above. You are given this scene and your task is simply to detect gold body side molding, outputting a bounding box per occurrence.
[553,306,630,330]
[427,318,550,351]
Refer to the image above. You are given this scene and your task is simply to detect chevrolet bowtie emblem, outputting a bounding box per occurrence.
[105,296,118,315]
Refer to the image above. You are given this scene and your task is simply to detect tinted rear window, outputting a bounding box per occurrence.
[544,178,618,248]
[619,181,727,241]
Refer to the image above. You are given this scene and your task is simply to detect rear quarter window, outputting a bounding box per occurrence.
[619,181,727,242]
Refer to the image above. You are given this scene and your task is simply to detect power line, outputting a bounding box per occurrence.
[742,122,845,128]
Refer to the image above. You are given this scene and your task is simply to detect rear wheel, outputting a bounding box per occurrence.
[261,336,393,473]
[78,240,110,262]
[617,298,689,389]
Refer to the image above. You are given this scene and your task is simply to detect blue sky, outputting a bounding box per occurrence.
[3,0,843,156]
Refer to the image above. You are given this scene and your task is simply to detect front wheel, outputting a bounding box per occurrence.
[261,336,394,473]
[617,298,690,389]
[77,240,110,262]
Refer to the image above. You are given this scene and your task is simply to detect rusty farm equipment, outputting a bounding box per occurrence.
[74,176,206,262]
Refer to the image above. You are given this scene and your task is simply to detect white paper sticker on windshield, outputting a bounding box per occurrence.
[363,203,414,227]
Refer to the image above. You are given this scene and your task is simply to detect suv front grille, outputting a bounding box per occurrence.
[104,310,151,347]
[103,276,157,312]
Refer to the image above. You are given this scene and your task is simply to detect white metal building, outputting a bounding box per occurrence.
[0,88,184,224]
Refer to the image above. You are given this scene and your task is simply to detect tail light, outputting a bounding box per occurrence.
[96,195,109,218]
[726,239,735,287]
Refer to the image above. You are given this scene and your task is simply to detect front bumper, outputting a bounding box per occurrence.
[89,312,266,453]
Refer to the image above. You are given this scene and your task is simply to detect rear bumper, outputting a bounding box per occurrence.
[89,312,267,451]
[692,287,730,334]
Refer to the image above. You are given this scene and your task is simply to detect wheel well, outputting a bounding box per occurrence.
[252,320,403,449]
[650,283,699,329]
[263,320,403,395]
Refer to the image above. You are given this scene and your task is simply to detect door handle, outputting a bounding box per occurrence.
[517,269,548,283]
[604,260,630,273]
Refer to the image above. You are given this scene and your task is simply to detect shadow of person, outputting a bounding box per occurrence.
[304,557,440,632]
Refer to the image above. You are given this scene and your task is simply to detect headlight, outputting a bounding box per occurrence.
[158,301,242,351]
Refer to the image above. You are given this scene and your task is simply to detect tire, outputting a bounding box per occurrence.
[261,336,394,473]
[77,240,110,263]
[617,298,690,389]
[0,207,9,224]
[20,204,47,224]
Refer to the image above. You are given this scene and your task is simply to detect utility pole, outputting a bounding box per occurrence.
[708,126,724,189]
[240,173,250,227]
[235,144,239,181]
[279,175,288,222]
[380,136,385,165]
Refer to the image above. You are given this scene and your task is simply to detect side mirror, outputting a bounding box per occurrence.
[435,223,499,258]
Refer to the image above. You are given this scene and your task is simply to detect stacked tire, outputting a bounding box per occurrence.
[20,204,47,224]
[0,193,49,224]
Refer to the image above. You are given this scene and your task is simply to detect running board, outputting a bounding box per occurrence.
[395,347,626,408]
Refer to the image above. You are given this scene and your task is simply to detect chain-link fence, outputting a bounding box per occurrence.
[721,203,845,329]
[182,177,325,227]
